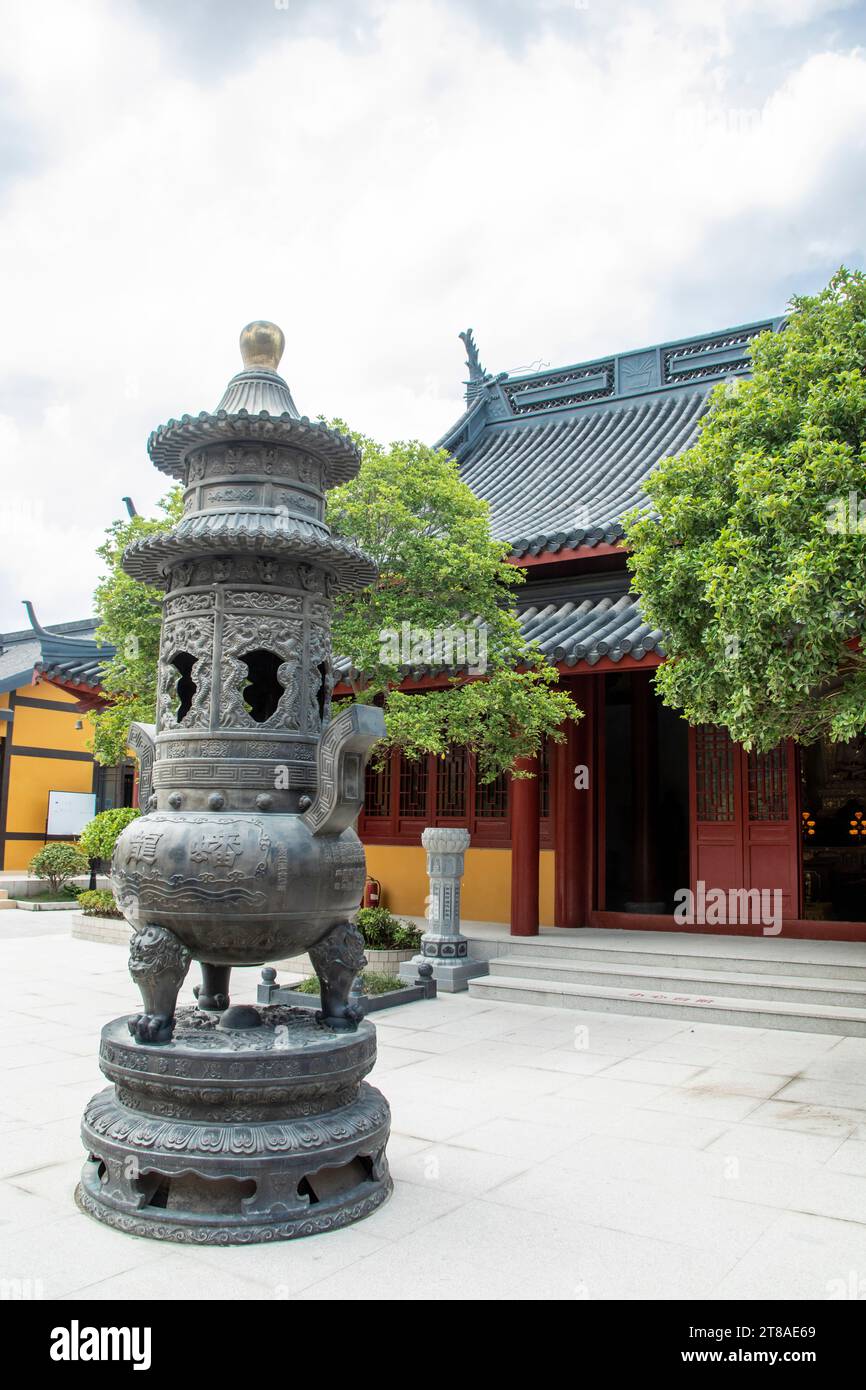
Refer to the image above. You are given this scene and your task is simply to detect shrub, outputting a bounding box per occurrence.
[360,970,403,995]
[78,889,124,919]
[294,970,403,996]
[294,975,321,994]
[78,807,140,863]
[28,842,90,894]
[356,907,421,951]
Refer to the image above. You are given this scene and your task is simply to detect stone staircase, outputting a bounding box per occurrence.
[467,930,866,1036]
[0,889,15,911]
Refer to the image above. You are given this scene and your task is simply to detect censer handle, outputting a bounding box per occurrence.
[127,722,157,811]
[303,705,385,836]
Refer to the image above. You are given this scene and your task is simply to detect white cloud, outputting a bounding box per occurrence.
[0,0,863,628]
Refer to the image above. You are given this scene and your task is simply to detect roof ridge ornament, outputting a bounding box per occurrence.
[22,600,102,648]
[459,327,492,404]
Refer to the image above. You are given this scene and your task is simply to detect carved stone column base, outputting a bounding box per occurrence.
[398,946,488,994]
[77,1005,391,1244]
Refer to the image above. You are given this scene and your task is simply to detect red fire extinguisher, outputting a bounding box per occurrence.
[362,876,381,909]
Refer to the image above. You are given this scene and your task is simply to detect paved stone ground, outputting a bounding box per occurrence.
[2,914,866,1301]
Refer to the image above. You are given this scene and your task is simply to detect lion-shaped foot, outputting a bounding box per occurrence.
[316,1000,365,1033]
[128,1012,175,1045]
[309,921,367,1034]
[127,924,190,1047]
[193,986,230,1012]
[193,964,232,1014]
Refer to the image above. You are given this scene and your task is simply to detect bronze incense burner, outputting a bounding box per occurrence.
[77,323,392,1242]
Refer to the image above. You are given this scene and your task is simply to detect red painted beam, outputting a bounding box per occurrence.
[37,674,109,711]
[508,542,627,567]
[333,651,662,699]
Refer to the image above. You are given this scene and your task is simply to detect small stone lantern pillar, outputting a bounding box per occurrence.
[400,827,488,992]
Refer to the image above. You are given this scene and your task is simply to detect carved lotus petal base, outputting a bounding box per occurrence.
[78,1006,392,1244]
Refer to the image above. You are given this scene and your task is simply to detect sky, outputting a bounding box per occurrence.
[0,0,864,631]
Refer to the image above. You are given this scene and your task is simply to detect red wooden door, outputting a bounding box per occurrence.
[690,726,800,924]
[690,724,743,897]
[744,743,801,921]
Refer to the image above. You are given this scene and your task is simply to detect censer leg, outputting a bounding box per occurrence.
[194,963,232,1012]
[128,924,190,1045]
[308,921,367,1032]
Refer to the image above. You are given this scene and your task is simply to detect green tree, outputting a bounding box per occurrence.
[79,807,141,863]
[29,842,89,894]
[625,267,866,750]
[87,437,575,779]
[328,431,575,778]
[88,490,183,765]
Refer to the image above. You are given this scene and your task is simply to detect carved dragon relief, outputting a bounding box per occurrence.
[156,616,215,732]
[219,614,303,731]
[307,623,334,732]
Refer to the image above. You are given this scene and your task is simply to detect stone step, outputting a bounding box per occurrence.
[482,931,866,982]
[13,899,80,912]
[489,955,866,1009]
[468,974,866,1036]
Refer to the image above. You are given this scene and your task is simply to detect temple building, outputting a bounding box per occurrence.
[0,608,132,869]
[352,319,866,942]
[8,320,866,939]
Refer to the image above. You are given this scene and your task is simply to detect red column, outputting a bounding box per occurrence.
[629,671,661,909]
[511,754,539,936]
[554,681,594,928]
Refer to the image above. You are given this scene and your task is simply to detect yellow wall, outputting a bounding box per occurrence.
[365,843,555,927]
[2,681,95,870]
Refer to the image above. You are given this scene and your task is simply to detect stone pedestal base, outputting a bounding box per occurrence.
[399,951,488,993]
[76,1005,391,1244]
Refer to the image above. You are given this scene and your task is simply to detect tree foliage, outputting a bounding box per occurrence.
[625,268,866,750]
[28,842,89,893]
[87,434,575,778]
[88,490,183,765]
[327,430,576,777]
[78,807,141,862]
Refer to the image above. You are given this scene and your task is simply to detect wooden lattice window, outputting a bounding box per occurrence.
[748,747,789,821]
[477,767,509,819]
[539,737,550,819]
[364,758,390,818]
[436,747,467,817]
[695,725,735,821]
[399,755,428,818]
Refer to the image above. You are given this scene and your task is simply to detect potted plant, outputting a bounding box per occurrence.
[355,907,422,972]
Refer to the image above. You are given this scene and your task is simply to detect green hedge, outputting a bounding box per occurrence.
[77,889,124,919]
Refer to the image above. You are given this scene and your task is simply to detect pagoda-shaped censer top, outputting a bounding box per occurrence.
[122,321,377,807]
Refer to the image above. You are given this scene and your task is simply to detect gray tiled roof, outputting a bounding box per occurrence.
[0,612,113,694]
[519,593,663,665]
[461,390,709,555]
[440,318,784,556]
[333,587,661,680]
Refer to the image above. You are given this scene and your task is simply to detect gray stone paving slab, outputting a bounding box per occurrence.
[2,925,866,1299]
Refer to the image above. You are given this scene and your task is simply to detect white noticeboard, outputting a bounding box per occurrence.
[46,791,97,838]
